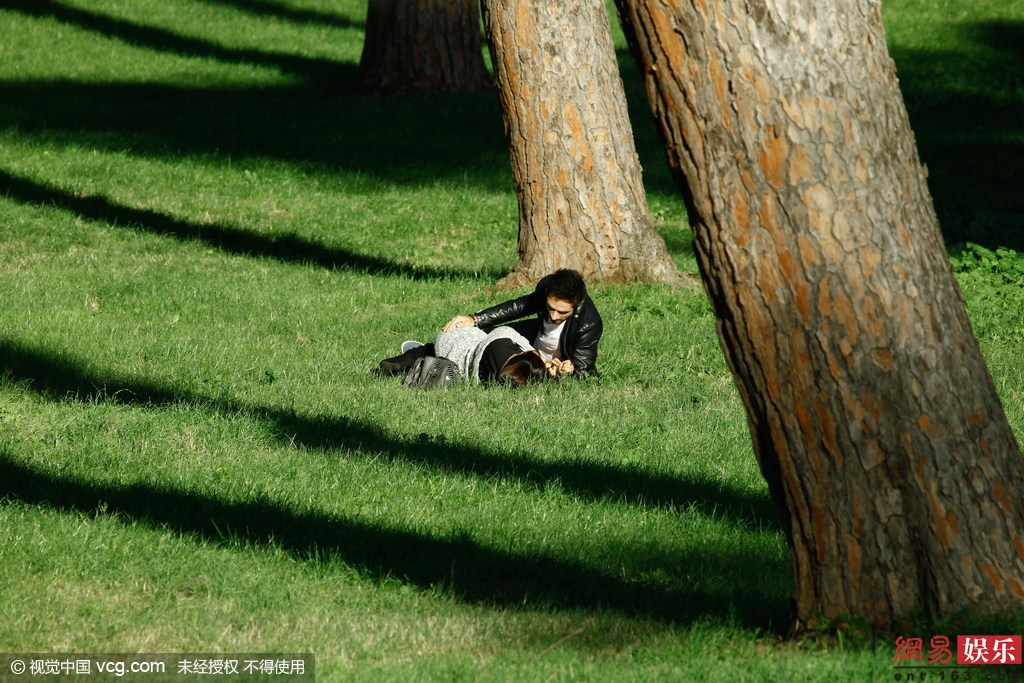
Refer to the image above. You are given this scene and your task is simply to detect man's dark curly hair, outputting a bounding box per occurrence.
[543,269,587,307]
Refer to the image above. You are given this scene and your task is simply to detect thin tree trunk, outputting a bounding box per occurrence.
[616,0,1024,631]
[359,0,492,95]
[481,0,686,286]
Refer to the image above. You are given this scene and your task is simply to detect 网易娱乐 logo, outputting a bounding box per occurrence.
[894,635,1023,681]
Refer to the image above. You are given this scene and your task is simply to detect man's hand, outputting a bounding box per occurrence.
[545,359,574,377]
[443,315,476,332]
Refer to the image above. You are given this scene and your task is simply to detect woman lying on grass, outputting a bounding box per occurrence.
[377,325,550,387]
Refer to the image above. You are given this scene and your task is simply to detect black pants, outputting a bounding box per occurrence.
[377,343,436,375]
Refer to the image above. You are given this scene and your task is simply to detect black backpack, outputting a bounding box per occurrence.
[402,356,462,390]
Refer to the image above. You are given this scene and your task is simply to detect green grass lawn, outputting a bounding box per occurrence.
[1,0,1022,681]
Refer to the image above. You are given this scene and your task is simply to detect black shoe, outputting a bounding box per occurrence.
[377,357,407,376]
[376,344,433,376]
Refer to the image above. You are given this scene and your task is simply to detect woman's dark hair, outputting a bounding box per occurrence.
[497,352,548,387]
[543,269,586,307]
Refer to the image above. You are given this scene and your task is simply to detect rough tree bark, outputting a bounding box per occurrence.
[615,0,1024,631]
[359,0,492,94]
[480,0,685,286]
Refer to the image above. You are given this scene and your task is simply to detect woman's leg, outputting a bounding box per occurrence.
[377,343,436,376]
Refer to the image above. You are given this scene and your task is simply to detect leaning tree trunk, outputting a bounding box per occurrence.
[480,0,684,286]
[616,0,1024,632]
[359,0,492,94]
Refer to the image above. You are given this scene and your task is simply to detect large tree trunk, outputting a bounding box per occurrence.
[480,0,685,287]
[359,0,492,95]
[616,0,1024,632]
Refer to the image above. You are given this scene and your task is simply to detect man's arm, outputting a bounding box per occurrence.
[568,324,601,376]
[442,291,535,332]
[445,276,553,332]
[473,291,537,327]
[566,303,602,376]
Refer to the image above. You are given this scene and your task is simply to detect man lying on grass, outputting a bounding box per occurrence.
[377,269,603,385]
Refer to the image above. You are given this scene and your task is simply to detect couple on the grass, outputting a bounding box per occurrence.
[377,269,603,387]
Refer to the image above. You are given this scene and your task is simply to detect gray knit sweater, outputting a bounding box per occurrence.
[434,326,533,384]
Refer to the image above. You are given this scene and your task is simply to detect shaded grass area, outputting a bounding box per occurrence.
[0,81,511,191]
[886,15,1024,250]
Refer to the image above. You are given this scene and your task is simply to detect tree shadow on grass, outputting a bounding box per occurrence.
[885,21,1024,250]
[6,1,1020,254]
[0,338,777,530]
[0,452,789,630]
[0,168,497,280]
[0,2,511,190]
[0,79,511,190]
[0,0,353,86]
[0,338,789,628]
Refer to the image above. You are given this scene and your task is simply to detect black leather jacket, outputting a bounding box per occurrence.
[472,276,603,376]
